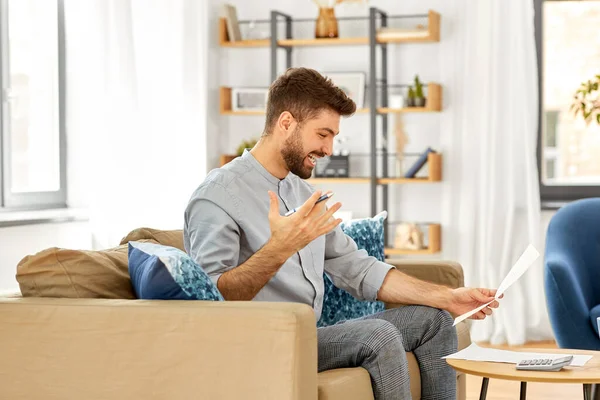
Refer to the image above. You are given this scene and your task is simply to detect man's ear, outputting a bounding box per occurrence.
[277,111,296,134]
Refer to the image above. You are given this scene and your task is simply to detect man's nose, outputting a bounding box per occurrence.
[322,138,333,156]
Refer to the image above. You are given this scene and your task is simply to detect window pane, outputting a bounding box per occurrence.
[7,0,60,193]
[542,1,600,185]
[546,158,556,180]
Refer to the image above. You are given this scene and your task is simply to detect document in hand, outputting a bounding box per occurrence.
[452,244,540,326]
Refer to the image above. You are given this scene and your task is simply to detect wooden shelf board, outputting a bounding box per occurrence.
[220,35,440,48]
[307,177,440,184]
[385,247,439,256]
[221,39,270,48]
[379,107,432,113]
[308,178,371,184]
[220,107,439,116]
[279,37,369,47]
[378,36,438,44]
[379,177,439,184]
[221,110,265,116]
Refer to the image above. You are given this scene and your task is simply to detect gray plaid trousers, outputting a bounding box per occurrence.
[317,305,458,400]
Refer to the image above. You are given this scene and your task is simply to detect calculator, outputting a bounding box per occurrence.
[516,355,574,372]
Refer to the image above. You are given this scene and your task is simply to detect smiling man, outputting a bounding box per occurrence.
[184,67,499,400]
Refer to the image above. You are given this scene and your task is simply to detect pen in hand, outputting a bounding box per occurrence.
[284,192,334,217]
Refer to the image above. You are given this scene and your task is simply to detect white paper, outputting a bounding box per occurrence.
[443,343,593,367]
[452,244,540,326]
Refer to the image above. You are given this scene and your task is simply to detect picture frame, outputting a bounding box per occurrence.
[231,88,269,111]
[323,72,366,109]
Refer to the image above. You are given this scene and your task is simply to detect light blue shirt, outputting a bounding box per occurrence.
[183,151,392,320]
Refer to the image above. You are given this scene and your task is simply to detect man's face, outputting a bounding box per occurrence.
[281,109,340,179]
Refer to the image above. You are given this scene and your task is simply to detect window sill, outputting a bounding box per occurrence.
[0,207,89,228]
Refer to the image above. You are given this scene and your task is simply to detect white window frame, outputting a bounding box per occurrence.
[0,0,66,210]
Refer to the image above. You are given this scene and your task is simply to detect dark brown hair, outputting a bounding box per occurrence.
[263,67,356,135]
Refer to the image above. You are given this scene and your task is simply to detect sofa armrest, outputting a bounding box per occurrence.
[383,260,464,317]
[0,298,318,400]
[386,260,464,289]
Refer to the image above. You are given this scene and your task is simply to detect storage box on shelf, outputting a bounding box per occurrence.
[385,223,441,256]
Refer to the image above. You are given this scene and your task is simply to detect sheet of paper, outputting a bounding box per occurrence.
[443,343,593,367]
[452,244,540,326]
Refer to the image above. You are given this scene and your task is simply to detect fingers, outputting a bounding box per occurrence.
[315,201,342,229]
[318,216,343,236]
[296,190,322,217]
[479,288,497,298]
[472,288,495,303]
[488,300,500,309]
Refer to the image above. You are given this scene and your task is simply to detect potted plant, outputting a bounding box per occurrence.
[571,74,600,125]
[220,137,258,166]
[407,86,416,107]
[413,75,426,107]
[236,138,258,156]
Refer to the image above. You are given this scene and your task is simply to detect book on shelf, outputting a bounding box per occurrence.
[222,4,242,42]
[404,147,436,178]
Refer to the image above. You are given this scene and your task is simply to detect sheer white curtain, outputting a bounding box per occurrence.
[440,0,554,344]
[65,0,208,249]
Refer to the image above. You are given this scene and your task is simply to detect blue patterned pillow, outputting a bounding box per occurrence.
[318,212,388,327]
[128,241,223,301]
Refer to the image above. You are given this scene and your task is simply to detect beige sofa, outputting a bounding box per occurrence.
[0,228,471,400]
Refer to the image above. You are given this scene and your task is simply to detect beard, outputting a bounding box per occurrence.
[281,126,317,179]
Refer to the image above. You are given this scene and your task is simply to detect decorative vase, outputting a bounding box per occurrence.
[315,8,338,39]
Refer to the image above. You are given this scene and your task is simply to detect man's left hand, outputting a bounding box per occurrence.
[446,288,501,320]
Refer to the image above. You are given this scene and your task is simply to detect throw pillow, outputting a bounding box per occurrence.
[16,240,160,299]
[128,241,223,301]
[318,211,388,327]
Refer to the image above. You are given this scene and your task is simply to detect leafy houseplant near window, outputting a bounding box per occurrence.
[571,74,600,125]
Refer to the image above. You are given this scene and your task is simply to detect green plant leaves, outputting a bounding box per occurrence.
[571,74,600,125]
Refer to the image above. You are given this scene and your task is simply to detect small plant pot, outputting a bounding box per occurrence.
[414,97,426,107]
[406,98,415,107]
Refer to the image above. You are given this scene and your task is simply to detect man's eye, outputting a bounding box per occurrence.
[319,133,327,138]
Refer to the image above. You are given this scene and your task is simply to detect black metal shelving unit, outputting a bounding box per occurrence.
[220,7,442,252]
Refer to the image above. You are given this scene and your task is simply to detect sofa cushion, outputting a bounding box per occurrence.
[16,240,158,299]
[318,212,388,327]
[128,241,223,301]
[121,227,185,251]
[317,353,420,400]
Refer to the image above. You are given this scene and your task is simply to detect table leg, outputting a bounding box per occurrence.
[479,377,489,400]
[584,384,592,400]
[520,381,527,400]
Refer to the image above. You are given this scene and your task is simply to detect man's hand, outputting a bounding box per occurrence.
[267,190,342,260]
[446,287,502,320]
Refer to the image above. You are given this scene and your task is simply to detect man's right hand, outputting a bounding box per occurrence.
[267,190,342,259]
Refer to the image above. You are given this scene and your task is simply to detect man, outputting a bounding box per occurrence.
[184,67,499,400]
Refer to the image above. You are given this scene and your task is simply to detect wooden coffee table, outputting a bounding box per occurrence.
[446,348,600,400]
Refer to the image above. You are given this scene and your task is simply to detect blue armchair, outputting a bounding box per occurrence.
[545,198,600,350]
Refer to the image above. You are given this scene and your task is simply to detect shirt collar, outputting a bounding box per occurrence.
[242,149,291,185]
